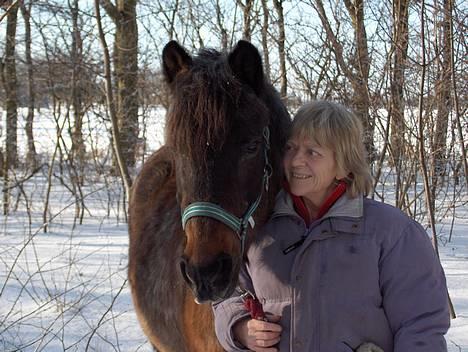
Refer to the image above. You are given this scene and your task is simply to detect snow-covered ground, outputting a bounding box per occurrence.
[0,175,152,351]
[0,109,467,351]
[440,216,468,351]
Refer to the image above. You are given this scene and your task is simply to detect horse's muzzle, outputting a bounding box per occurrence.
[179,253,235,303]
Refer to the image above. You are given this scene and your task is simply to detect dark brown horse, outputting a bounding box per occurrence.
[128,40,290,352]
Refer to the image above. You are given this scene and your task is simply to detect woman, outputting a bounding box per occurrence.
[213,101,449,352]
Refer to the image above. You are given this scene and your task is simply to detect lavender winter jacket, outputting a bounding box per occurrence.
[213,190,450,352]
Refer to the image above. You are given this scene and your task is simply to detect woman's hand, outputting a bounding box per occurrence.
[233,315,282,352]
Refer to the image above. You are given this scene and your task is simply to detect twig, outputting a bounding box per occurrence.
[84,279,127,351]
[0,0,19,23]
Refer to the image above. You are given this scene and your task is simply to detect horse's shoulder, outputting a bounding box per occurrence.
[130,145,175,204]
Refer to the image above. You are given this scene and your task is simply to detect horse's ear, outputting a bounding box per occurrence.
[228,40,264,94]
[162,41,193,84]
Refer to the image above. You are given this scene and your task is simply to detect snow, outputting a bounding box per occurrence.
[441,219,468,351]
[1,108,467,351]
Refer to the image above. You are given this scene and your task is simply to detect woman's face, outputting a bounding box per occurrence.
[283,136,344,207]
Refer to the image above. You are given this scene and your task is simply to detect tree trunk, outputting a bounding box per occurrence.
[20,0,37,170]
[389,0,410,207]
[417,0,456,319]
[70,0,86,174]
[2,1,19,169]
[260,0,271,81]
[431,0,453,201]
[273,0,287,99]
[95,0,133,201]
[237,0,254,41]
[215,0,229,50]
[313,0,372,155]
[343,0,374,159]
[101,0,139,168]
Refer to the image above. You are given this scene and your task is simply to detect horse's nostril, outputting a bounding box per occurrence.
[179,257,195,285]
[180,254,233,289]
[215,253,232,278]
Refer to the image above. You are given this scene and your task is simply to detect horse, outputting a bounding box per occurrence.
[128,40,291,352]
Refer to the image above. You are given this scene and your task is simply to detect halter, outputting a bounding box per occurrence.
[181,127,272,257]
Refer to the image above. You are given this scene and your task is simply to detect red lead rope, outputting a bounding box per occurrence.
[244,296,266,320]
[242,292,267,321]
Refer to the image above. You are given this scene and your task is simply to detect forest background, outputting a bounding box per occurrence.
[0,0,467,351]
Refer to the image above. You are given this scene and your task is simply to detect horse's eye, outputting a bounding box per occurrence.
[243,140,261,156]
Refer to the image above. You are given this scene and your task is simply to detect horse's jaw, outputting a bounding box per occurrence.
[191,278,238,304]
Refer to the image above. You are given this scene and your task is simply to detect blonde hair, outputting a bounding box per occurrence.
[290,100,373,197]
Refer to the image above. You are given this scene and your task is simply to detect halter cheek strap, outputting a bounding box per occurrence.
[181,126,272,257]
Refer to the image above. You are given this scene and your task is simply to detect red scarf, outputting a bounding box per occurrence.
[283,180,347,226]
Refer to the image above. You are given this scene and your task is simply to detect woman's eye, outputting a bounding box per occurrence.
[307,149,320,157]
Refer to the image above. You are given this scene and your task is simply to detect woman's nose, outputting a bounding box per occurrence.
[290,150,305,166]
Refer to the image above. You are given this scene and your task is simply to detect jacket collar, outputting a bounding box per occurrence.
[273,189,363,223]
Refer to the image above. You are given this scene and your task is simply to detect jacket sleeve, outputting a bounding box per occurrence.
[212,264,253,351]
[379,220,450,351]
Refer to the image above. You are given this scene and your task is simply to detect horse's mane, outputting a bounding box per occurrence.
[165,49,244,157]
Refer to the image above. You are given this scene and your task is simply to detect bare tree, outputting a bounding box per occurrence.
[1,0,19,170]
[312,0,373,155]
[20,0,37,170]
[450,1,468,190]
[433,0,453,169]
[1,0,20,216]
[95,0,132,201]
[389,0,410,206]
[273,0,287,98]
[260,0,271,81]
[237,0,255,41]
[416,0,456,318]
[69,0,86,173]
[100,0,139,168]
[215,0,229,50]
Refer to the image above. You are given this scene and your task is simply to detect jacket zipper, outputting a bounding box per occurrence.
[283,236,306,254]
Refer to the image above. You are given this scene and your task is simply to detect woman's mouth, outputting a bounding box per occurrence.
[292,172,312,179]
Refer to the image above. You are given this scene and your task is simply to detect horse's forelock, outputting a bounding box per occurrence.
[165,49,244,158]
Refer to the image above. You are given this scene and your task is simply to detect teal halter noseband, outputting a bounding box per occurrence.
[181,127,272,256]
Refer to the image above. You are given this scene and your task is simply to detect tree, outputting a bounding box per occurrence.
[69,0,86,171]
[260,0,271,81]
[95,0,132,200]
[389,0,410,206]
[273,0,287,99]
[312,0,373,155]
[237,0,255,41]
[100,0,139,168]
[1,0,19,170]
[431,0,453,198]
[20,0,37,169]
[215,0,229,50]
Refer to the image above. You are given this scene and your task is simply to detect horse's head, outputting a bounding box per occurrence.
[162,40,290,303]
